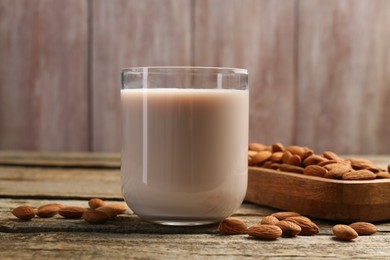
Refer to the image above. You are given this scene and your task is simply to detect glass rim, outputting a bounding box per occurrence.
[121,66,248,75]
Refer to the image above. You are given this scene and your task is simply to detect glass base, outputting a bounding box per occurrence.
[140,216,221,226]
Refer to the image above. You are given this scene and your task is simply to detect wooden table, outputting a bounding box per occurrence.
[1,152,390,259]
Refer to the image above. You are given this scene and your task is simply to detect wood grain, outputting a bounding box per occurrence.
[0,166,121,199]
[91,0,192,152]
[296,0,390,154]
[246,167,390,222]
[193,0,297,145]
[1,199,390,258]
[0,151,120,168]
[0,0,89,151]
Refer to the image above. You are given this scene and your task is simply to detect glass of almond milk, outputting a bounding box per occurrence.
[121,67,248,225]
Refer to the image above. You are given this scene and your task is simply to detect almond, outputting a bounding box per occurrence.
[324,163,352,179]
[376,171,390,179]
[59,206,86,219]
[284,216,319,235]
[82,208,110,224]
[286,154,302,166]
[333,224,358,241]
[275,220,302,237]
[248,143,267,152]
[218,217,248,235]
[37,204,63,218]
[12,205,35,221]
[269,152,283,163]
[342,170,376,180]
[272,143,285,153]
[248,150,258,157]
[348,158,375,170]
[271,211,301,220]
[38,203,65,210]
[96,206,117,219]
[260,215,279,225]
[106,203,128,214]
[388,164,390,172]
[88,198,106,209]
[302,148,314,160]
[248,225,282,240]
[286,145,306,158]
[281,150,292,164]
[278,164,304,174]
[303,165,328,177]
[252,151,272,164]
[260,161,273,168]
[302,154,327,167]
[317,159,339,167]
[349,222,377,235]
[322,151,343,162]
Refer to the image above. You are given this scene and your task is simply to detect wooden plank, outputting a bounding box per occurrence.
[297,0,390,154]
[91,0,192,152]
[1,199,390,258]
[0,166,121,199]
[0,0,89,151]
[0,151,120,168]
[1,232,390,259]
[193,0,297,145]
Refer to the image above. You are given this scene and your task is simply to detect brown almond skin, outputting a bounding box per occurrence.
[248,225,282,240]
[248,143,267,152]
[12,205,36,221]
[38,203,65,210]
[286,146,306,159]
[322,151,343,162]
[349,222,377,235]
[342,170,376,180]
[271,212,301,220]
[302,154,327,167]
[286,154,302,166]
[284,216,319,236]
[37,204,63,218]
[276,220,302,237]
[96,206,117,219]
[324,163,352,179]
[281,150,293,164]
[272,143,285,153]
[88,198,106,209]
[303,165,328,177]
[106,203,128,214]
[260,215,279,225]
[376,172,390,179]
[82,209,110,224]
[218,217,248,235]
[269,152,283,163]
[252,151,272,164]
[59,206,86,219]
[333,224,358,241]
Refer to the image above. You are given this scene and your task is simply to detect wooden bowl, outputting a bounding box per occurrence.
[245,167,390,222]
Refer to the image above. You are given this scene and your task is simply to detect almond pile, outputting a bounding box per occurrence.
[11,198,128,224]
[248,143,390,180]
[219,212,319,240]
[218,213,377,242]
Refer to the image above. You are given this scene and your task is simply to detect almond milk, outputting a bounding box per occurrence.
[121,88,248,225]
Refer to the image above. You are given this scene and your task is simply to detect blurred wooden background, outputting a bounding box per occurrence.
[0,0,390,154]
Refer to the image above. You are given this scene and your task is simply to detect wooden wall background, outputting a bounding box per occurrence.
[0,0,389,154]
